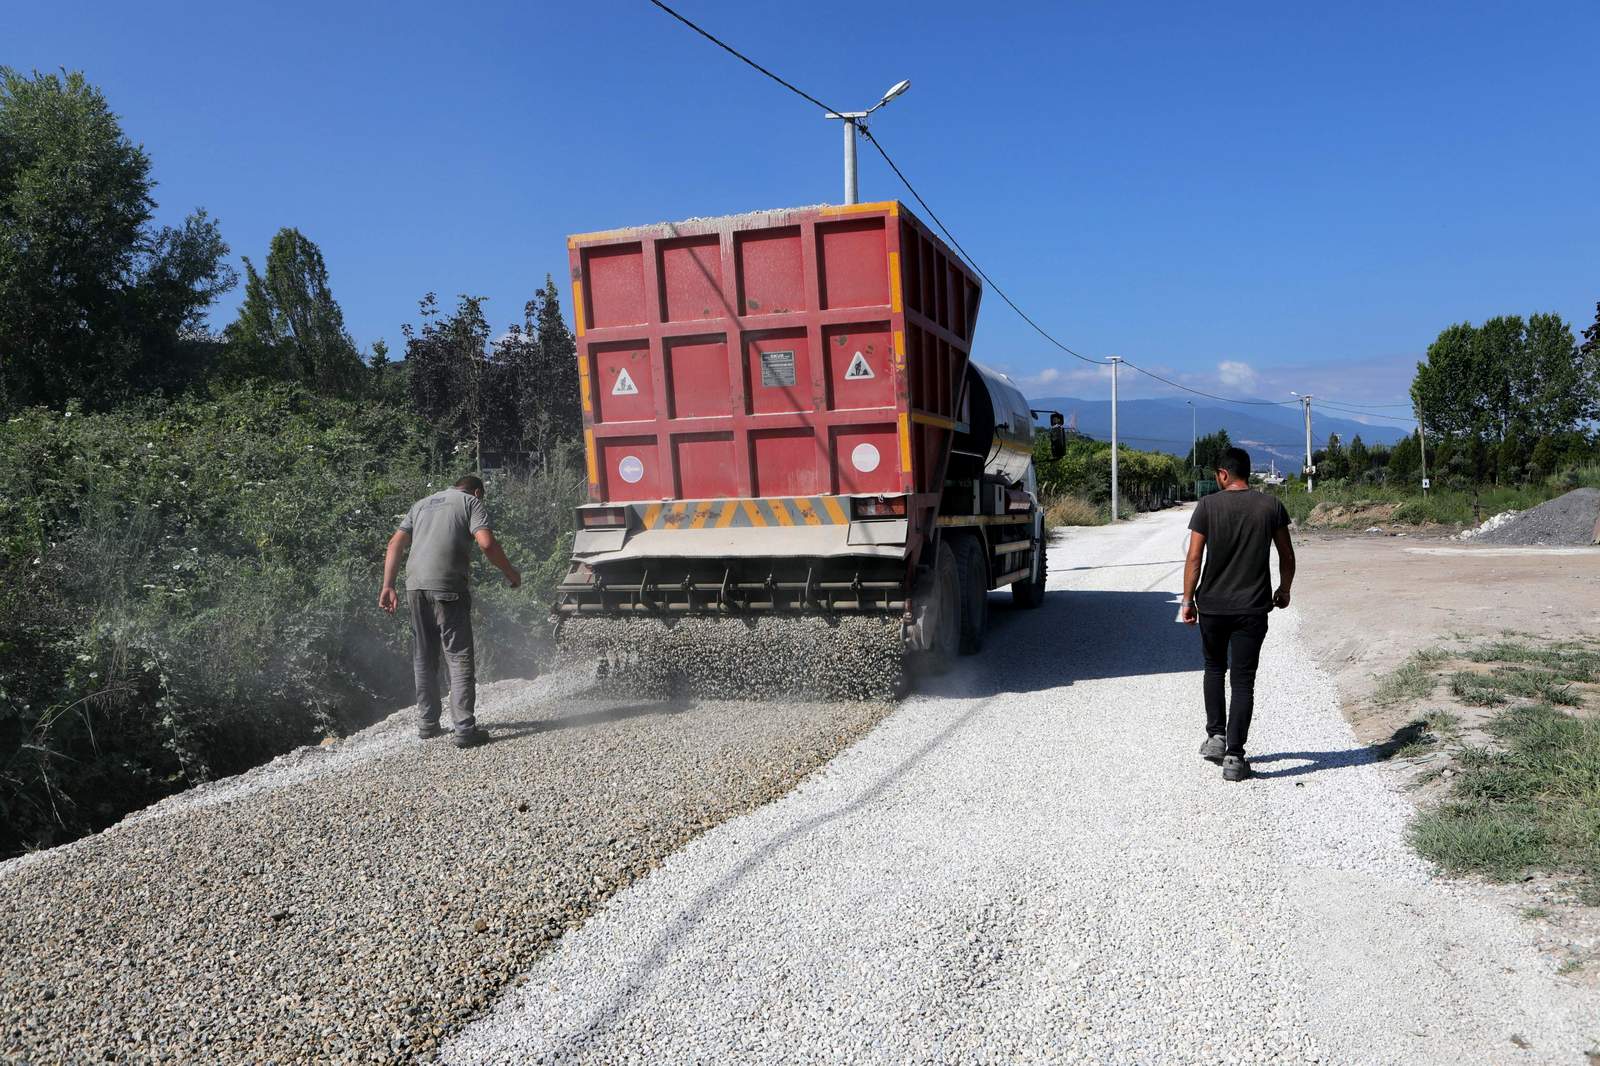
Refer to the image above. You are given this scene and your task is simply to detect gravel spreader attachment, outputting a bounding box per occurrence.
[554,614,907,701]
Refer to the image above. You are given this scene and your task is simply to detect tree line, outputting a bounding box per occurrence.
[0,67,580,465]
[1405,309,1599,490]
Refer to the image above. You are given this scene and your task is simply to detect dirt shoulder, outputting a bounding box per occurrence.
[1291,530,1600,745]
[1291,528,1600,980]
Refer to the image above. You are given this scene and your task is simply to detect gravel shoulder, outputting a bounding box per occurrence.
[1,677,892,1062]
[446,510,1600,1064]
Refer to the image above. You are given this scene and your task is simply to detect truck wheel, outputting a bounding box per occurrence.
[954,536,988,655]
[1011,537,1047,609]
[907,540,960,675]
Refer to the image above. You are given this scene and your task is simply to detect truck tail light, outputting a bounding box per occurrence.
[853,496,907,519]
[578,506,628,528]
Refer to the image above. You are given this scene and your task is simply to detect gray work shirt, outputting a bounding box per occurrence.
[398,488,490,593]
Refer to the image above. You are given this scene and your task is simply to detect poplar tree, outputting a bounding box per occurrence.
[223,228,364,396]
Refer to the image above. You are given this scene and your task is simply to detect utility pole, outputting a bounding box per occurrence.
[1186,400,1196,480]
[1417,405,1429,497]
[1108,356,1122,521]
[1300,394,1315,493]
[824,80,911,205]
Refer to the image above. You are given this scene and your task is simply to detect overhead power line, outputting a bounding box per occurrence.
[1317,400,1420,423]
[645,0,842,116]
[1081,433,1333,449]
[857,129,1104,368]
[1112,358,1297,407]
[644,0,1384,414]
[644,1,1122,374]
[1318,399,1417,410]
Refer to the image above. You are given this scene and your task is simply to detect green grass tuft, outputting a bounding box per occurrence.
[1450,672,1509,706]
[1411,701,1600,890]
[1410,803,1550,879]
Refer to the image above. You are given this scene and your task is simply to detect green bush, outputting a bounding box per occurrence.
[0,384,583,857]
[1034,433,1184,512]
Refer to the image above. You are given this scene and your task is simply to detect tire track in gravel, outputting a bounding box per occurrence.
[444,510,1600,1065]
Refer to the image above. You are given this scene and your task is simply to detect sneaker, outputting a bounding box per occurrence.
[1221,755,1252,782]
[1198,735,1225,763]
[452,726,490,749]
[418,722,445,740]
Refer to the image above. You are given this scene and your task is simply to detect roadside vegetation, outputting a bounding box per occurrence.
[1276,310,1600,528]
[0,69,584,857]
[1035,431,1184,526]
[1374,638,1600,905]
[1275,477,1600,529]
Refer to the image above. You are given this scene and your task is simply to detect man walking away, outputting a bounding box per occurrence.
[379,475,521,748]
[1179,447,1295,782]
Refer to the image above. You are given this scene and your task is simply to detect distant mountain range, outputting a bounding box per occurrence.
[1029,395,1410,472]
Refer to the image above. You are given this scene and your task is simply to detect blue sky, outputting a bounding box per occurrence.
[13,1,1598,423]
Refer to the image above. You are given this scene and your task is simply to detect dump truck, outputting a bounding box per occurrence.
[551,200,1064,696]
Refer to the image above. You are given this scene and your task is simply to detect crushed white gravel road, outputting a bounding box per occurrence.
[445,508,1600,1065]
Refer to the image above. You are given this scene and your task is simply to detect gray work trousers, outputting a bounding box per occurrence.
[408,590,476,733]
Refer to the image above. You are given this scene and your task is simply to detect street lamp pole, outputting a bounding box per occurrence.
[825,80,911,205]
[842,119,858,204]
[1186,400,1195,477]
[1302,395,1314,493]
[1108,356,1123,521]
[1291,392,1314,492]
[1417,404,1429,497]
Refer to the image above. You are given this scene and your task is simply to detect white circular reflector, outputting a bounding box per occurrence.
[851,443,881,473]
[617,455,644,484]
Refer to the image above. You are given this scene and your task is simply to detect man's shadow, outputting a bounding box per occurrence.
[1248,720,1431,779]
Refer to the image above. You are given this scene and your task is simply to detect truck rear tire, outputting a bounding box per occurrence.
[954,536,988,655]
[1011,537,1047,609]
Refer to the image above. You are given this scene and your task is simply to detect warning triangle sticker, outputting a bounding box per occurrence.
[611,368,640,396]
[843,351,875,380]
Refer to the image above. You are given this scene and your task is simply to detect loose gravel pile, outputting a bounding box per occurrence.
[557,614,905,700]
[0,674,893,1063]
[1475,487,1600,546]
[447,514,1600,1065]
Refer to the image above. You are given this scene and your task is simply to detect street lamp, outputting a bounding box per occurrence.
[1291,391,1314,492]
[825,79,911,205]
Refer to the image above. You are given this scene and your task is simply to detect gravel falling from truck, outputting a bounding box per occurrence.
[554,614,907,701]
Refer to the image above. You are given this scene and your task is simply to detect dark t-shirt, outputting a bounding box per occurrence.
[1188,489,1291,615]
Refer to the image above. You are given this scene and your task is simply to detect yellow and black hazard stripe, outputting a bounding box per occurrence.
[637,496,853,530]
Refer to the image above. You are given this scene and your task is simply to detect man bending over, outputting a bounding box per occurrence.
[379,475,521,748]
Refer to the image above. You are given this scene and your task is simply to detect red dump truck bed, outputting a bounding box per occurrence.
[569,200,978,520]
[555,200,1048,643]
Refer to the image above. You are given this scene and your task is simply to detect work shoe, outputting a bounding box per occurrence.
[452,726,490,749]
[418,722,445,740]
[1221,755,1252,782]
[1199,735,1226,763]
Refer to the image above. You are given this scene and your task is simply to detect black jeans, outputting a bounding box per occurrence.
[1198,612,1269,757]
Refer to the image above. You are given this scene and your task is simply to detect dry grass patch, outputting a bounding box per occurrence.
[1045,495,1105,528]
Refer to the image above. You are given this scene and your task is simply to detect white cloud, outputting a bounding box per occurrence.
[1217,360,1259,390]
